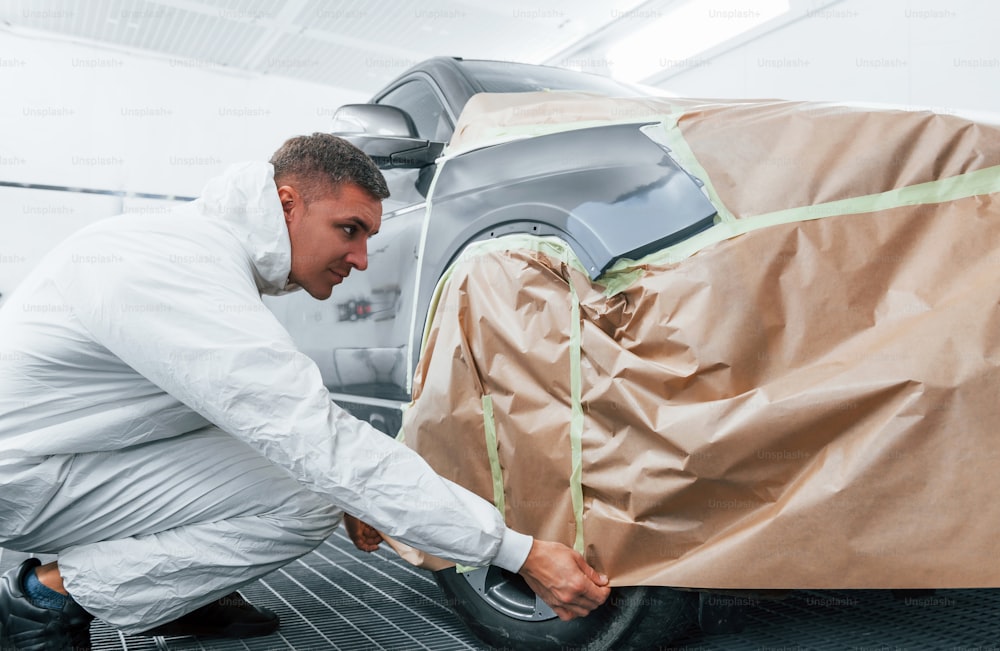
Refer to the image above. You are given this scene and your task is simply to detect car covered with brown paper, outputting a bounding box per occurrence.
[267,57,1000,649]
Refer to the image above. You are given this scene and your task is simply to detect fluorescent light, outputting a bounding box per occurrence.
[607,0,790,83]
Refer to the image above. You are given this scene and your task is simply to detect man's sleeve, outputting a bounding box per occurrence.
[56,228,532,571]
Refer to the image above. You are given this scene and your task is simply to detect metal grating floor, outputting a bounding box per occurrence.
[93,531,484,651]
[4,534,1000,650]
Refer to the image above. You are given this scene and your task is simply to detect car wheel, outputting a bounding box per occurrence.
[434,566,696,650]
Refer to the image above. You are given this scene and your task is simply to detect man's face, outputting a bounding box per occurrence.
[279,181,382,300]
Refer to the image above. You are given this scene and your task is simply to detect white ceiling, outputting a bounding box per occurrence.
[0,0,656,95]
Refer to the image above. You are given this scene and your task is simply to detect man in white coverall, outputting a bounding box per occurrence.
[0,134,610,649]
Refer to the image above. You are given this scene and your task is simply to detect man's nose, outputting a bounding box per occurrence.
[347,241,368,271]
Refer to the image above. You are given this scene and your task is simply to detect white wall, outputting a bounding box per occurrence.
[652,0,999,115]
[0,28,365,300]
[4,2,998,300]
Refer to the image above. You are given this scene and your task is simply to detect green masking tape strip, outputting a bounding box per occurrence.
[482,394,506,516]
[599,267,645,297]
[602,163,1000,286]
[416,154,458,356]
[568,279,585,555]
[450,235,589,273]
[417,250,456,356]
[656,114,736,224]
[421,235,590,352]
[739,162,1000,227]
[454,395,505,576]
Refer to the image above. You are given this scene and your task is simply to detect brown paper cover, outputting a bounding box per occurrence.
[402,96,1000,588]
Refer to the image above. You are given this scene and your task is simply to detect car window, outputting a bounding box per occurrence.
[377,80,453,142]
[457,59,648,97]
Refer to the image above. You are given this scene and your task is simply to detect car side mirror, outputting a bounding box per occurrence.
[331,104,445,169]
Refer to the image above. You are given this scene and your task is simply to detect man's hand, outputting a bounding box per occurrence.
[518,539,611,621]
[344,513,384,552]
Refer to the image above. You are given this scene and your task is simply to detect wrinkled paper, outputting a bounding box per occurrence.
[397,93,1000,588]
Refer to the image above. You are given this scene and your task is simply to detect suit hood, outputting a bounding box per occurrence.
[193,161,299,296]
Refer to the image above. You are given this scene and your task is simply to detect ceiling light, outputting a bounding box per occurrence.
[607,0,790,83]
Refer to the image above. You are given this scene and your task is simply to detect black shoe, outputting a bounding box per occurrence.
[138,591,279,639]
[0,558,94,651]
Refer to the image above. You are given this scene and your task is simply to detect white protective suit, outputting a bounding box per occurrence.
[0,162,531,632]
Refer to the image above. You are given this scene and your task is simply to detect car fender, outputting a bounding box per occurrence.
[408,121,717,372]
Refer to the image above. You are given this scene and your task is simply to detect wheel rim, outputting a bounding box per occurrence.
[461,566,558,621]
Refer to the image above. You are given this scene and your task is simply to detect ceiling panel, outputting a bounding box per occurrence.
[259,33,396,89]
[0,0,651,94]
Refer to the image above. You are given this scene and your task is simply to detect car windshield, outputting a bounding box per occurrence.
[457,59,649,97]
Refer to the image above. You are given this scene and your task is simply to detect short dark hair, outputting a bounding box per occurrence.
[269,133,389,203]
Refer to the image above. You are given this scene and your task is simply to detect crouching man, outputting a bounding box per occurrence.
[0,134,610,649]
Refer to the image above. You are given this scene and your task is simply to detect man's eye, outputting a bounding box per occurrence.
[341,225,357,237]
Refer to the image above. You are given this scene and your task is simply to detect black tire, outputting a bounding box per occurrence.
[434,566,696,650]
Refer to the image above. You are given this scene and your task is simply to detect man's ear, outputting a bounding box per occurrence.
[276,185,299,224]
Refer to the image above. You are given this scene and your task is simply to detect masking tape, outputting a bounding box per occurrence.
[604,164,1000,284]
[568,277,585,555]
[482,394,506,516]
